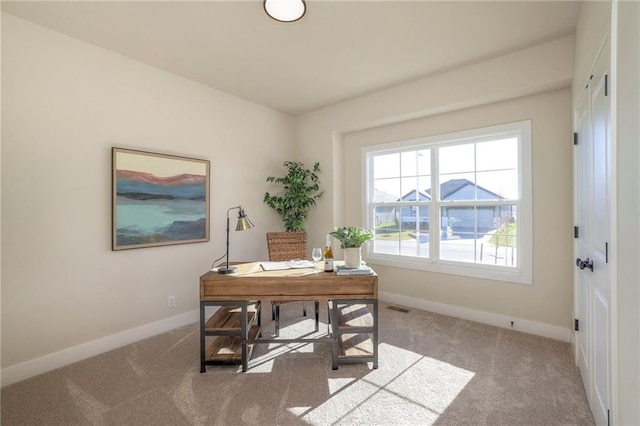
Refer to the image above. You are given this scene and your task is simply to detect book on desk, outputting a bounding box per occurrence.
[335,264,374,275]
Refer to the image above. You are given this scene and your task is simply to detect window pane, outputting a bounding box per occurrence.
[374,178,400,202]
[399,205,429,257]
[401,151,417,177]
[373,205,397,228]
[439,173,476,200]
[478,205,517,266]
[419,176,431,198]
[366,121,529,283]
[398,204,430,232]
[476,138,518,171]
[417,149,431,175]
[439,144,474,174]
[373,236,400,255]
[373,205,429,258]
[400,232,429,258]
[401,177,420,201]
[374,206,400,255]
[476,170,518,200]
[373,153,399,179]
[400,177,430,202]
[440,205,518,267]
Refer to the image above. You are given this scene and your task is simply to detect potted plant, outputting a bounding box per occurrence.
[330,226,373,268]
[264,161,324,232]
[264,161,324,329]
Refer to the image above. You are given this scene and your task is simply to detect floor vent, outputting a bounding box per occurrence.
[387,306,410,314]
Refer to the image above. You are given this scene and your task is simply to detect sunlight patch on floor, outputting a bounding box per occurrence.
[301,343,475,425]
[247,340,320,373]
[243,318,330,373]
[327,377,358,395]
[288,406,312,416]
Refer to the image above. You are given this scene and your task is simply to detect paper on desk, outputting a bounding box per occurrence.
[260,260,315,271]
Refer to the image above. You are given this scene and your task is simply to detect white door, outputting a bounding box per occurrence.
[574,88,592,399]
[589,47,612,426]
[574,44,612,426]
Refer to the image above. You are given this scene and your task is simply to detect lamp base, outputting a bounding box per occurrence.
[217,266,237,274]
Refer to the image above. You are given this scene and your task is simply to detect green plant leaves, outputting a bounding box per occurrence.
[330,226,373,248]
[264,161,324,232]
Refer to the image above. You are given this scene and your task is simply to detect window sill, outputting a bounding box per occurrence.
[366,253,532,285]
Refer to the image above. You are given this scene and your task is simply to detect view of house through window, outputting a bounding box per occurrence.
[365,121,531,282]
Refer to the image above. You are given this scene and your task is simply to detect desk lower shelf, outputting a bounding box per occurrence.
[201,302,261,367]
[199,297,378,372]
[337,333,374,358]
[205,325,260,364]
[204,302,261,332]
[329,302,377,364]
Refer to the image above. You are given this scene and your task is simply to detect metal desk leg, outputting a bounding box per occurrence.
[257,301,262,338]
[330,301,338,370]
[199,302,206,373]
[241,302,248,372]
[373,299,379,369]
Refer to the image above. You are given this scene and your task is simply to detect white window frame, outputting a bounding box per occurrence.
[363,120,532,285]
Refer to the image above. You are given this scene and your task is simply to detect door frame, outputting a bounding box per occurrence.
[572,34,617,425]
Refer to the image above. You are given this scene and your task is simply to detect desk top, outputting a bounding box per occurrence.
[200,261,377,301]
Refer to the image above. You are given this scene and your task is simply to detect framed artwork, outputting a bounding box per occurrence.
[112,148,210,250]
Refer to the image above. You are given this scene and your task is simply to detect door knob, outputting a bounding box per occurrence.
[576,257,594,272]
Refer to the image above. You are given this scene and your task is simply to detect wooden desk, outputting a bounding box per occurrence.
[199,262,378,372]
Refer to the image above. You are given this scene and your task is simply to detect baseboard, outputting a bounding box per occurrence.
[1,309,200,387]
[3,296,570,387]
[379,291,571,343]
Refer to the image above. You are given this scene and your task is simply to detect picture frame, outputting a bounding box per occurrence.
[112,147,210,250]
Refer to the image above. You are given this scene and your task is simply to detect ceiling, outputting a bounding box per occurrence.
[1,1,581,116]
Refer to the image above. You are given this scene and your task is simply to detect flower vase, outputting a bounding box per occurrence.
[344,247,362,269]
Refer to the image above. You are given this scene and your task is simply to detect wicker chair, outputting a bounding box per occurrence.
[266,231,319,337]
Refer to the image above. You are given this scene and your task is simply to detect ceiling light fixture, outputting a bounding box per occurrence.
[264,0,306,23]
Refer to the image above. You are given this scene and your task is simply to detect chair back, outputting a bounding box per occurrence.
[266,231,307,261]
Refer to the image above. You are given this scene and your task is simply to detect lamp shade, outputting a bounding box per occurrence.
[235,209,255,231]
[264,0,306,22]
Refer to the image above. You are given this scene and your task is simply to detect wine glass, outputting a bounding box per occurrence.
[311,247,323,272]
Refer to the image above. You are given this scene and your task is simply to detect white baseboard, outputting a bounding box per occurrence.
[379,291,571,343]
[1,309,200,387]
[3,296,570,387]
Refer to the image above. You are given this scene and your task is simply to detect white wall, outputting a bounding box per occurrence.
[572,0,611,99]
[573,1,640,423]
[345,88,571,324]
[613,1,640,423]
[1,14,293,382]
[296,36,576,338]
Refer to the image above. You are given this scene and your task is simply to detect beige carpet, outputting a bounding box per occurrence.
[1,302,594,425]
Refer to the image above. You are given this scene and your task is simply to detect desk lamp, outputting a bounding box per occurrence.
[218,206,254,274]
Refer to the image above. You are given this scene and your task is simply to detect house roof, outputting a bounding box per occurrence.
[374,188,400,203]
[402,178,505,201]
[398,189,431,202]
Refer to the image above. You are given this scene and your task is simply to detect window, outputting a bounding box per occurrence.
[364,121,532,284]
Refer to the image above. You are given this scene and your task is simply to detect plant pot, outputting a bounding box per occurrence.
[344,247,362,269]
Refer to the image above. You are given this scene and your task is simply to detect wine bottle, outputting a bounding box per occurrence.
[323,235,334,272]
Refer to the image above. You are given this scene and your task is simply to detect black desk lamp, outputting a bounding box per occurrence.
[218,206,254,274]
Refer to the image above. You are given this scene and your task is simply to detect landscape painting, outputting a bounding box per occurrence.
[112,148,210,250]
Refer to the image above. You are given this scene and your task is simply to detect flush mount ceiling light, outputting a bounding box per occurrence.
[264,0,306,22]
